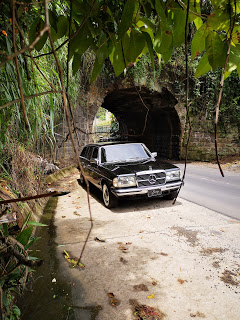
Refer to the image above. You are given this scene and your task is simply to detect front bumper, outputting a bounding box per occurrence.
[112,181,182,197]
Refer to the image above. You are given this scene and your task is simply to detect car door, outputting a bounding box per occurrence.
[88,146,100,186]
[80,146,93,181]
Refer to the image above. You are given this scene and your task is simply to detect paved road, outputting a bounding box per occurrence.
[176,163,240,220]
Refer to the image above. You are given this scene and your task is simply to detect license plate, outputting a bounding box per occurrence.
[148,189,162,197]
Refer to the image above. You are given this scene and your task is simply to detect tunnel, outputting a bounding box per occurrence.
[101,86,181,160]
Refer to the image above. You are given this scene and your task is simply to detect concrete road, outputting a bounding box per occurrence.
[40,169,240,320]
[176,163,240,221]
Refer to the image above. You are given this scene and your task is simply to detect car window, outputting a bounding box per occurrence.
[102,143,150,163]
[91,147,99,160]
[101,148,107,163]
[86,146,93,160]
[80,147,87,158]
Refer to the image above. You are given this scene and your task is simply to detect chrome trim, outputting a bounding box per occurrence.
[112,181,182,197]
[136,169,164,175]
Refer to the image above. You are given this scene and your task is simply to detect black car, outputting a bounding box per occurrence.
[79,142,182,208]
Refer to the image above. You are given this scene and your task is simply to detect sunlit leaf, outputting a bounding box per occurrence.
[191,24,209,60]
[195,52,212,77]
[206,31,228,70]
[237,64,240,79]
[227,44,240,73]
[27,221,47,227]
[194,17,203,30]
[207,9,230,32]
[110,33,130,76]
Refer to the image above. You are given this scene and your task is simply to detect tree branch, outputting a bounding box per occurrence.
[0,90,62,110]
[12,0,29,129]
[33,0,97,59]
[214,0,237,177]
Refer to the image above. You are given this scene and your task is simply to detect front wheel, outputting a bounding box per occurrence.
[102,183,118,208]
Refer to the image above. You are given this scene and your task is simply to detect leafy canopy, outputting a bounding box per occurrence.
[1,0,240,81]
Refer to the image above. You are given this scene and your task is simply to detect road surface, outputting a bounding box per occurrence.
[177,163,240,220]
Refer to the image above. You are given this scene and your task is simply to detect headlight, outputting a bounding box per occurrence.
[166,170,181,182]
[113,175,137,188]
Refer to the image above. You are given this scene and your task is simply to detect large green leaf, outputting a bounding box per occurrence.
[29,17,48,51]
[159,29,173,54]
[161,45,173,64]
[139,17,156,32]
[16,226,33,247]
[207,9,230,32]
[210,0,227,9]
[110,33,131,76]
[118,0,135,40]
[143,31,155,71]
[90,58,104,83]
[27,221,47,227]
[90,32,109,82]
[172,8,186,47]
[72,53,82,76]
[69,24,93,60]
[237,64,240,79]
[206,31,228,70]
[153,26,161,53]
[191,24,209,60]
[55,15,69,40]
[127,29,146,63]
[155,0,167,25]
[227,44,240,73]
[195,52,212,78]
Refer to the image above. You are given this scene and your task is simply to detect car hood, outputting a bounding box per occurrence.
[101,159,179,175]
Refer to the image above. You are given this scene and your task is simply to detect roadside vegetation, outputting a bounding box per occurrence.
[0,0,240,318]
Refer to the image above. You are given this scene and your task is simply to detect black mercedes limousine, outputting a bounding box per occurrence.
[79,141,182,208]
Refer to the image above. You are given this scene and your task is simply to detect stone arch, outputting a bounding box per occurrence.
[101,86,181,160]
[56,85,183,161]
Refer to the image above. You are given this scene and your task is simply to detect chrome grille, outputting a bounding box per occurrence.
[136,171,166,187]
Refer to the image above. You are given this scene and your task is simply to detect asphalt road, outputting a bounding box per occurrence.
[176,163,240,220]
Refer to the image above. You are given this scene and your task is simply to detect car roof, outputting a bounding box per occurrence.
[83,141,138,147]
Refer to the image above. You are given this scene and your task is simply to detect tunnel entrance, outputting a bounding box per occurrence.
[101,87,181,160]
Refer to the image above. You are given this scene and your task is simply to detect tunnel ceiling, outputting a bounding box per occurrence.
[101,86,181,160]
[102,87,177,117]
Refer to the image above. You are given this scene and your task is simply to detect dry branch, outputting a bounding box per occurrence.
[0,191,69,205]
[0,90,62,110]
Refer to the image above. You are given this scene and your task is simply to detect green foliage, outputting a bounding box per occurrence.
[96,107,106,120]
[0,213,45,319]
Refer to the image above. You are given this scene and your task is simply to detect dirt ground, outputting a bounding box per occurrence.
[45,168,240,320]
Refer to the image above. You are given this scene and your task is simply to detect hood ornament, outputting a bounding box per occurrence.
[149,166,152,171]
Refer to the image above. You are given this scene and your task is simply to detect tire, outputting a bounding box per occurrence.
[102,183,118,208]
[163,190,178,200]
[79,171,85,185]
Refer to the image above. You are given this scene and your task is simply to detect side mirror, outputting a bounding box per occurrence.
[151,152,157,158]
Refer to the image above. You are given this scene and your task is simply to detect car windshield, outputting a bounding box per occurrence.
[101,143,151,163]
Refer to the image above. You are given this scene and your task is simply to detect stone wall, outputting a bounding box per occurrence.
[182,120,240,161]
